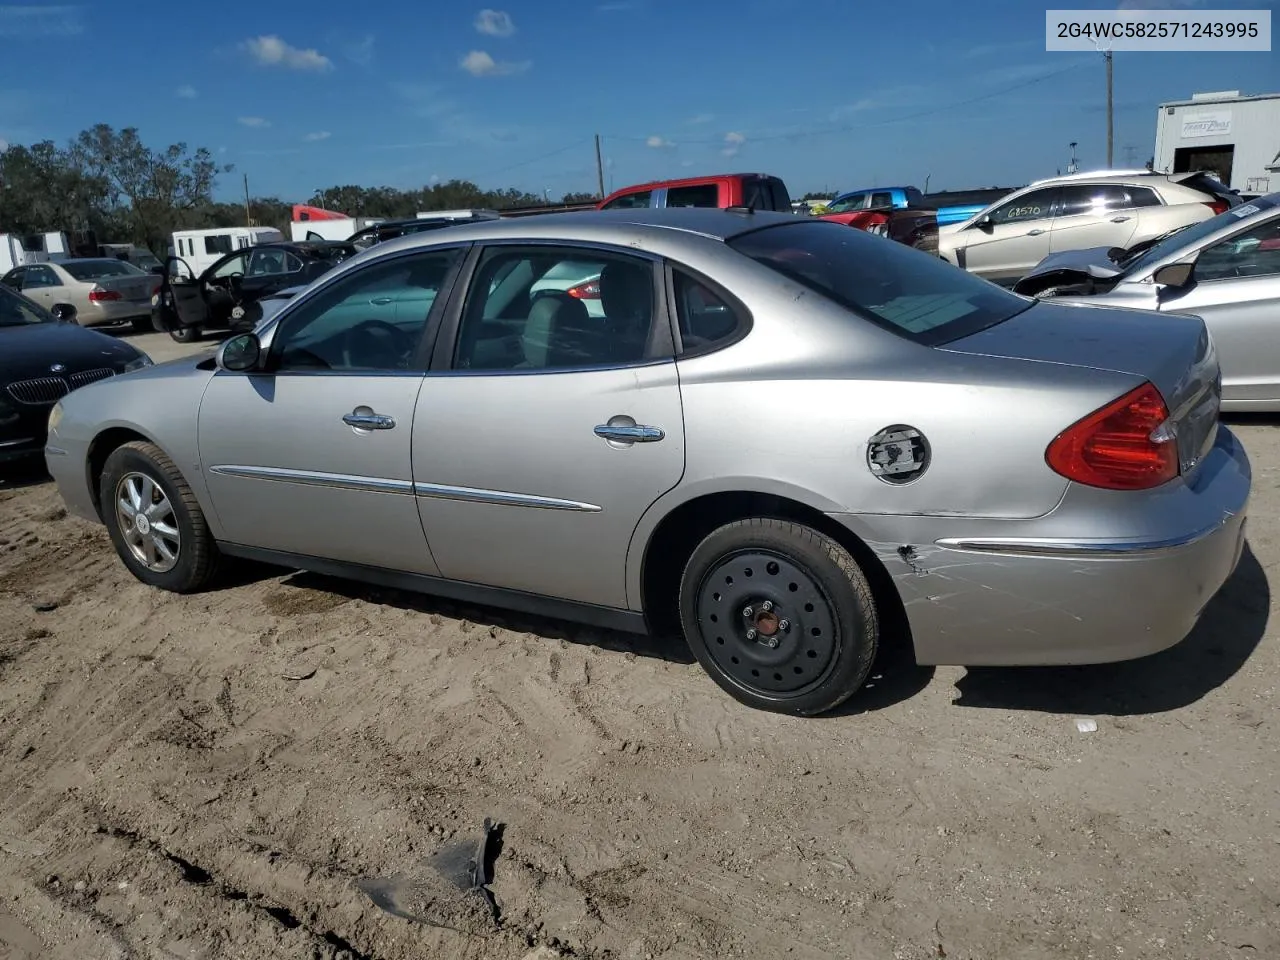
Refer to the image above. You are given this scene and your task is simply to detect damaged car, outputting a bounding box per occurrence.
[154,240,357,343]
[1013,192,1280,411]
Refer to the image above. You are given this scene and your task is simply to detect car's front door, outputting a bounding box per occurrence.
[196,247,466,572]
[956,187,1060,283]
[412,242,685,609]
[164,256,213,329]
[1160,214,1280,404]
[20,264,63,307]
[1049,184,1138,254]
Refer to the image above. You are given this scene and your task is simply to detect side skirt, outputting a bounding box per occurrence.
[217,541,650,635]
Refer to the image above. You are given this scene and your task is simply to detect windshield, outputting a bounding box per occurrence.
[729,219,1031,345]
[63,259,146,281]
[1121,194,1280,277]
[0,284,52,326]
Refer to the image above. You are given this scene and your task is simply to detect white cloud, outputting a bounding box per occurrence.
[646,135,675,148]
[242,35,333,72]
[304,131,331,141]
[460,49,530,76]
[685,113,714,125]
[175,85,197,99]
[238,116,271,128]
[722,131,746,157]
[430,173,441,184]
[0,5,82,36]
[474,9,515,36]
[0,138,8,152]
[344,34,375,66]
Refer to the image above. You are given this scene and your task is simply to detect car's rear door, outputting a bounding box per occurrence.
[1048,184,1138,253]
[196,247,466,572]
[411,241,685,609]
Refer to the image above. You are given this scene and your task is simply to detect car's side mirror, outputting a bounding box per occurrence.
[217,333,262,372]
[50,303,77,323]
[1153,261,1195,289]
[974,214,995,232]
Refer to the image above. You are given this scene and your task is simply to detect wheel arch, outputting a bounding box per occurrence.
[85,425,168,521]
[633,486,913,659]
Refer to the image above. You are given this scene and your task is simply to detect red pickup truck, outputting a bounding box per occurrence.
[596,172,937,252]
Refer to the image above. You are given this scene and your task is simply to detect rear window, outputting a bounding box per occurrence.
[62,259,144,281]
[728,220,1031,345]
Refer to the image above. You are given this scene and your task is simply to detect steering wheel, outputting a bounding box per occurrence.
[340,319,415,369]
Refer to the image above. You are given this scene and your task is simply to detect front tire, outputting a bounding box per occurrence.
[678,518,879,716]
[100,441,219,593]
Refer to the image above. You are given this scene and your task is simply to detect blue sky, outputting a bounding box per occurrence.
[0,0,1275,204]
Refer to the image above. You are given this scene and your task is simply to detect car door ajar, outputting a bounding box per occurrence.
[957,187,1060,284]
[1159,214,1280,404]
[196,247,466,573]
[412,243,686,610]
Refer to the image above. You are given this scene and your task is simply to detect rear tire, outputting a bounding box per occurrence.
[100,441,220,593]
[678,518,879,716]
[170,324,201,343]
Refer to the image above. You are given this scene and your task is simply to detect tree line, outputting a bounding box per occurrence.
[0,125,601,255]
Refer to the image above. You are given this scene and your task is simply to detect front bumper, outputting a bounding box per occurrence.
[1,406,53,463]
[832,425,1251,666]
[44,433,98,522]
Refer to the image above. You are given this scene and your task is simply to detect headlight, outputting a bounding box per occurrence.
[123,354,154,372]
[47,401,63,433]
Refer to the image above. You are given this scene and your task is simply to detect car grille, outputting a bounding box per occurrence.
[6,368,115,406]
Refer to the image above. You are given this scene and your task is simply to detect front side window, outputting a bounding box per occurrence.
[602,190,652,210]
[454,246,658,372]
[272,250,461,372]
[985,188,1058,226]
[211,253,251,279]
[729,220,1031,346]
[826,193,867,214]
[1195,216,1280,282]
[23,265,60,289]
[248,248,302,276]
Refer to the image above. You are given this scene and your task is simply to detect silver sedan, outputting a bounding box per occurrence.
[1013,192,1280,411]
[44,209,1250,715]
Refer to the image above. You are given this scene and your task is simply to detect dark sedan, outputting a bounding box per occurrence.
[155,241,357,343]
[0,286,152,464]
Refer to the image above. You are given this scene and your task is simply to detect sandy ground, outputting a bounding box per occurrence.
[1,327,1277,960]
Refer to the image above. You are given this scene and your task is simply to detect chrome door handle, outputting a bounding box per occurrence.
[343,411,396,430]
[595,424,665,443]
[1027,229,1046,236]
[370,296,394,305]
[1111,216,1131,223]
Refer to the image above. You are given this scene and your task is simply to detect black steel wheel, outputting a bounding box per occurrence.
[678,518,879,715]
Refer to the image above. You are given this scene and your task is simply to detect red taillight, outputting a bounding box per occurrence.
[89,288,122,302]
[1045,382,1179,490]
[1203,199,1229,215]
[152,285,161,297]
[566,278,600,299]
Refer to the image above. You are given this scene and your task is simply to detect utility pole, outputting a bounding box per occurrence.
[1105,50,1114,168]
[243,173,251,226]
[594,134,605,199]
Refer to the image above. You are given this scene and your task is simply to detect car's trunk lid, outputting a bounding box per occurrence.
[95,274,156,304]
[941,300,1220,478]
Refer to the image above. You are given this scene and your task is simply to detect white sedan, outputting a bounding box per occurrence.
[1,258,159,331]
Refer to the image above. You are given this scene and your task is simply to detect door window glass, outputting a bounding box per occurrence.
[601,190,652,210]
[248,248,298,276]
[869,192,894,208]
[23,265,60,288]
[2,268,25,289]
[1056,184,1130,218]
[211,253,250,279]
[272,250,460,371]
[454,247,657,372]
[1195,217,1280,282]
[672,271,744,353]
[985,188,1058,225]
[826,193,867,213]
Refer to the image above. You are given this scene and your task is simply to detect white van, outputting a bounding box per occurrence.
[170,226,284,277]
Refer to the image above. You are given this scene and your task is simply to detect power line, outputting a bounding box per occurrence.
[471,138,594,180]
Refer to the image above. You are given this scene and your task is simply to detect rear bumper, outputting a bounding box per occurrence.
[81,300,151,326]
[830,426,1251,666]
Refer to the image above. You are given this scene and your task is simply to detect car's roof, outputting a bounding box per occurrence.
[369,206,800,252]
[1026,170,1177,187]
[603,172,780,195]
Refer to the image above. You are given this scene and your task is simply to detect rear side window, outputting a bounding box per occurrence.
[729,220,1030,346]
[671,270,745,354]
[667,184,720,208]
[1055,184,1130,217]
[602,190,652,210]
[1125,186,1162,207]
[870,192,894,208]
